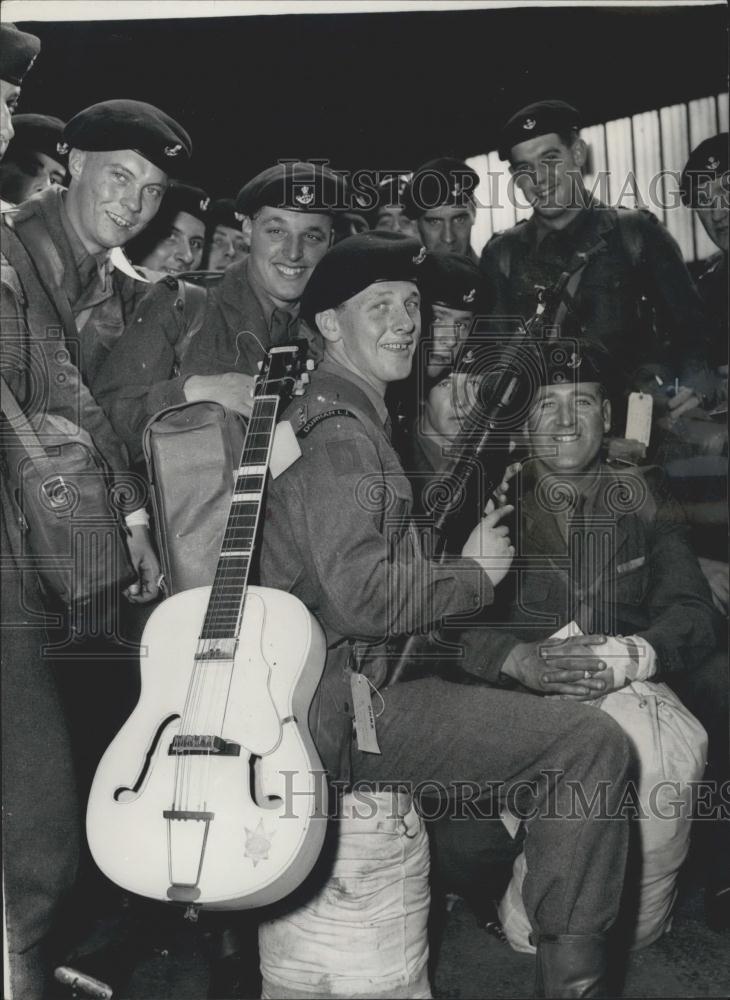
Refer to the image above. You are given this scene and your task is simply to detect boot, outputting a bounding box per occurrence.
[534,933,612,998]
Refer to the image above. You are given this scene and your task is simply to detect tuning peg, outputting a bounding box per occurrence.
[257,361,263,371]
[306,359,316,371]
[294,386,306,396]
[300,373,310,385]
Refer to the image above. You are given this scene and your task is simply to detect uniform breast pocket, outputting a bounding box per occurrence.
[612,556,649,606]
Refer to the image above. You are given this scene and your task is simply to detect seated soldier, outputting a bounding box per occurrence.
[126,180,209,277]
[260,231,635,998]
[0,112,66,205]
[204,197,250,271]
[425,337,727,932]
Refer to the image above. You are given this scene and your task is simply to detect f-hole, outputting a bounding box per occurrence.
[249,755,283,810]
[114,714,180,802]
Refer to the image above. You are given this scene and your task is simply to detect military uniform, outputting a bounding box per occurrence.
[480,202,710,379]
[697,250,728,367]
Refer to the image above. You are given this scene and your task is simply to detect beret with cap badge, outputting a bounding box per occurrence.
[680,133,729,207]
[158,181,210,223]
[300,231,427,325]
[0,23,41,86]
[498,99,581,161]
[419,251,483,312]
[236,161,347,218]
[207,197,246,230]
[402,157,479,220]
[60,99,192,174]
[5,114,66,162]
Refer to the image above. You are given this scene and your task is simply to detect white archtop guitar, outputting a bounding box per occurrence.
[87,344,327,911]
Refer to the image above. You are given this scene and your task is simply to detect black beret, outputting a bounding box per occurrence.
[402,157,479,220]
[420,251,482,311]
[528,338,613,390]
[301,231,427,325]
[207,197,245,230]
[680,133,729,207]
[60,99,192,173]
[0,23,40,85]
[236,162,346,217]
[6,114,66,161]
[498,100,581,160]
[159,181,210,223]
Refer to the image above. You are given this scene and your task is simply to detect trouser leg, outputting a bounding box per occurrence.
[349,678,632,938]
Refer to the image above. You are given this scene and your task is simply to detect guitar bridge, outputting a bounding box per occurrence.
[168,735,240,756]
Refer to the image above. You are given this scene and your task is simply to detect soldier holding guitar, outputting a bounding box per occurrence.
[260,231,634,999]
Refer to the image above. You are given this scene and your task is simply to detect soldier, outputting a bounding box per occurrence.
[681,132,728,368]
[369,172,420,238]
[0,112,66,205]
[126,180,210,276]
[482,100,712,400]
[402,156,480,260]
[260,231,633,998]
[204,197,250,271]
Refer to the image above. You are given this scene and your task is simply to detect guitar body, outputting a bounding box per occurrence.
[86,585,327,909]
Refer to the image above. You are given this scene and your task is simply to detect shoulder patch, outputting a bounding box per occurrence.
[326,438,365,475]
[297,408,357,439]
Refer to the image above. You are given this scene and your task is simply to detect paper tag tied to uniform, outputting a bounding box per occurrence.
[350,673,382,754]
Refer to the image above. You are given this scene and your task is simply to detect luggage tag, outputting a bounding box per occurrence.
[625,392,653,448]
[350,673,382,754]
[270,420,302,479]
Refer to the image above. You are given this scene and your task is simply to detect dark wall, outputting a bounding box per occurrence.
[16,4,729,198]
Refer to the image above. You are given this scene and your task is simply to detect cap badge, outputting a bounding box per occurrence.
[164,143,183,157]
[567,352,582,369]
[523,117,537,130]
[461,348,475,366]
[56,141,70,156]
[463,288,476,304]
[234,211,246,222]
[412,246,427,265]
[706,155,720,171]
[354,194,369,209]
[451,181,462,198]
[294,185,315,207]
[200,197,210,211]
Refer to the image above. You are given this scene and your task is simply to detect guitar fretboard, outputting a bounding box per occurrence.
[199,395,279,641]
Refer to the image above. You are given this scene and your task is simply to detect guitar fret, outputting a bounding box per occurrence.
[232,492,261,502]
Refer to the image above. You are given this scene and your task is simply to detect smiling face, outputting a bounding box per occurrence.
[425,303,474,378]
[317,280,421,396]
[417,204,475,255]
[139,209,206,274]
[509,131,587,226]
[248,205,333,308]
[526,381,610,474]
[0,79,21,160]
[207,223,250,271]
[695,174,729,253]
[64,148,167,254]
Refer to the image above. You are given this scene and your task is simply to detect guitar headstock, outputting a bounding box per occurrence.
[255,340,316,404]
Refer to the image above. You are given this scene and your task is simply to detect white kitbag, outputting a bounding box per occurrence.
[499,680,708,952]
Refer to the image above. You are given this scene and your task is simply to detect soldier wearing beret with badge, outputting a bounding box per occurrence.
[127,180,210,277]
[481,100,713,409]
[402,156,480,261]
[204,197,250,272]
[0,112,67,205]
[370,172,420,238]
[260,231,634,998]
[92,161,343,461]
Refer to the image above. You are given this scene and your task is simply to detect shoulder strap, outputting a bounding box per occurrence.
[12,214,80,346]
[613,208,646,269]
[0,375,52,474]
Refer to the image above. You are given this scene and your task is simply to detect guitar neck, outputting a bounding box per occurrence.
[199,394,280,643]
